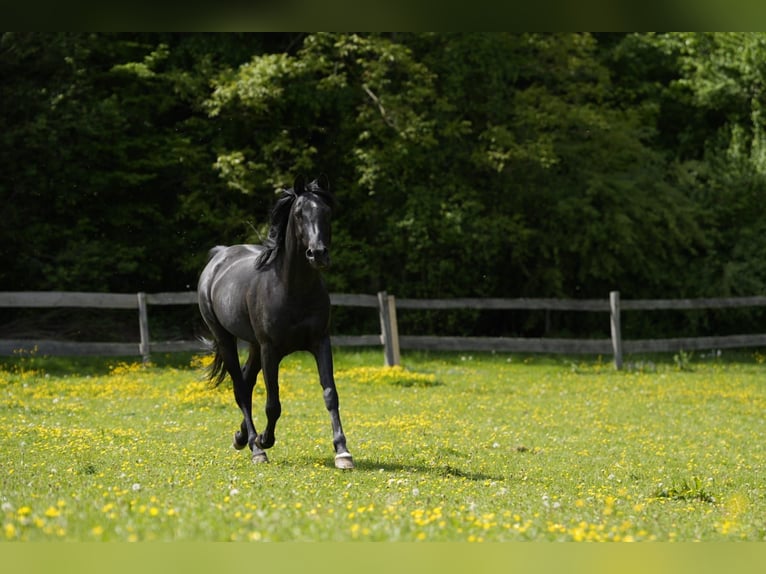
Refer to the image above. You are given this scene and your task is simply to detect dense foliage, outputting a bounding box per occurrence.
[2,33,765,336]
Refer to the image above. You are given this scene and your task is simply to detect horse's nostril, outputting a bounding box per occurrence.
[307,246,330,267]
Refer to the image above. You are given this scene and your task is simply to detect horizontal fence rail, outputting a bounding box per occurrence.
[621,296,766,311]
[0,291,140,309]
[0,291,392,363]
[395,297,611,312]
[1,291,765,369]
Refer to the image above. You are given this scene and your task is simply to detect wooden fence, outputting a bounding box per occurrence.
[0,291,395,363]
[1,291,765,369]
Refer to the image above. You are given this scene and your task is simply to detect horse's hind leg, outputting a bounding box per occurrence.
[220,338,268,463]
[232,353,255,450]
[233,344,261,451]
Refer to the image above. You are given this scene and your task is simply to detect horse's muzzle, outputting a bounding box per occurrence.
[306,246,330,269]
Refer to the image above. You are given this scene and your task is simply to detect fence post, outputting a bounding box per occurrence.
[386,294,401,366]
[609,291,623,370]
[137,292,151,364]
[377,291,401,366]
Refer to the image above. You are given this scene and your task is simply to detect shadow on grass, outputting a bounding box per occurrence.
[315,457,506,482]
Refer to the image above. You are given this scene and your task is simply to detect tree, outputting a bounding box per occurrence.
[0,33,266,291]
[3,33,764,339]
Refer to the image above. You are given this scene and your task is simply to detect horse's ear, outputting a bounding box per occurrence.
[316,174,330,192]
[292,175,306,195]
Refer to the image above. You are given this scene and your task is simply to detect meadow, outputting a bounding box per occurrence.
[1,348,765,542]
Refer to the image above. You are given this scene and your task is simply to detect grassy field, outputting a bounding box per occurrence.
[1,347,765,542]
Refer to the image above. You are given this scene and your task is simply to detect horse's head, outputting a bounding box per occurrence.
[291,175,334,270]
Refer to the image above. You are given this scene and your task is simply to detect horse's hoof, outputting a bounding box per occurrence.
[335,453,354,470]
[252,452,269,464]
[255,434,275,450]
[232,434,247,450]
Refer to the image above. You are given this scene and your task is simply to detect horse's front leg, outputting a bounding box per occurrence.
[254,344,281,452]
[313,336,353,469]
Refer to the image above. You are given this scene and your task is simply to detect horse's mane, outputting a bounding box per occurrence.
[254,179,335,270]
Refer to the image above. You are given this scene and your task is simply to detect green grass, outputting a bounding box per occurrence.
[1,348,765,541]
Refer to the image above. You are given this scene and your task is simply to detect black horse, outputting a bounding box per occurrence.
[197,176,353,469]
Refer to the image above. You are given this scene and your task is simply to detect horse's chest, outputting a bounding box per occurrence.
[287,307,325,333]
[262,303,328,348]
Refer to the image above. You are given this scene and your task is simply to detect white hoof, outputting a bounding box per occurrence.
[335,452,354,470]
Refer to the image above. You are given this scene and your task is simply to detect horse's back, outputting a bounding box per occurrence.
[207,244,262,263]
[202,243,261,275]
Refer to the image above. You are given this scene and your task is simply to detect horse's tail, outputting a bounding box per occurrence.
[199,337,229,388]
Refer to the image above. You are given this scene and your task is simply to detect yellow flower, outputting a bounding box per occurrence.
[4,523,17,539]
[44,506,60,518]
[337,366,437,387]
